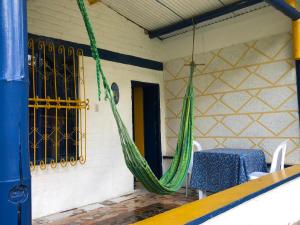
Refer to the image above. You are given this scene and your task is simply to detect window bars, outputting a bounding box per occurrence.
[28,38,89,170]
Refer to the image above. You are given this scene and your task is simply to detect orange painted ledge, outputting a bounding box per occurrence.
[132,165,300,225]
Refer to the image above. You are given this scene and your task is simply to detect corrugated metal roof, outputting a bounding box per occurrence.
[100,0,269,39]
[101,0,180,30]
[157,0,225,19]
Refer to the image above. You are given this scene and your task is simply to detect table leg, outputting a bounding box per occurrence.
[198,190,207,199]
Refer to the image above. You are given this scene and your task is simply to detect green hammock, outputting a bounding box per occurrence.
[76,0,195,194]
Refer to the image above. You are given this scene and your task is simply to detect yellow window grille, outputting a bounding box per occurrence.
[28,38,89,170]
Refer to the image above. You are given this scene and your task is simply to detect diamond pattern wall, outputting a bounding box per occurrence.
[164,33,300,164]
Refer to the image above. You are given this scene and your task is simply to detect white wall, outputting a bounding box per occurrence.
[31,57,165,218]
[164,33,300,164]
[202,177,300,225]
[161,6,297,174]
[162,7,291,61]
[28,0,165,218]
[27,0,163,61]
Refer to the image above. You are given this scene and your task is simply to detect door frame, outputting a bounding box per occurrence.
[131,81,163,179]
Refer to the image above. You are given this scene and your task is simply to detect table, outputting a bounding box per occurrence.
[190,148,267,196]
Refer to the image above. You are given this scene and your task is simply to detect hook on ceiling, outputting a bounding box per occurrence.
[87,0,101,6]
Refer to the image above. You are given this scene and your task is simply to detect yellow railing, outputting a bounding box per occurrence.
[28,38,89,170]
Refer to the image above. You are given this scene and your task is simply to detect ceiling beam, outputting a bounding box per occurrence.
[265,0,300,20]
[148,0,264,39]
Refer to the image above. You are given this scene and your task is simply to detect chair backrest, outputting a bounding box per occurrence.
[269,140,287,173]
[188,141,202,173]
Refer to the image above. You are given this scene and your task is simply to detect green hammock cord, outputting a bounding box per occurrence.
[76,0,195,194]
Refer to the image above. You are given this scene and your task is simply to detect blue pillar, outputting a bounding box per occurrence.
[0,0,31,225]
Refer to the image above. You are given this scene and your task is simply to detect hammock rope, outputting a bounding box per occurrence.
[76,0,195,194]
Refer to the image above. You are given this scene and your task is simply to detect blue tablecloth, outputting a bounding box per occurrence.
[190,148,267,193]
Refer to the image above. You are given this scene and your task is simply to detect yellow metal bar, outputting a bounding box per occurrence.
[78,49,83,162]
[28,104,87,109]
[59,45,68,167]
[33,106,36,169]
[28,39,36,98]
[39,41,47,170]
[29,98,86,104]
[28,38,37,170]
[293,19,300,59]
[69,47,78,166]
[87,0,100,5]
[50,108,58,168]
[49,43,57,99]
[81,107,87,164]
[78,49,87,164]
[286,0,296,8]
[287,0,300,59]
[39,41,47,99]
[78,49,86,101]
[49,43,58,168]
[74,57,79,166]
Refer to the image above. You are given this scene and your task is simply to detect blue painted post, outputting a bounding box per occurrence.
[0,0,31,225]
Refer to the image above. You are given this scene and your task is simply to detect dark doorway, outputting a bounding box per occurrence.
[132,81,162,179]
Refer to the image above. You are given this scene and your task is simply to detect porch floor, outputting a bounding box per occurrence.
[33,188,198,225]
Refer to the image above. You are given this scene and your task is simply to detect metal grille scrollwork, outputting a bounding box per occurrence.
[28,38,89,170]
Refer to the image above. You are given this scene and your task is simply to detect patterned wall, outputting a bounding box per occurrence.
[164,33,300,164]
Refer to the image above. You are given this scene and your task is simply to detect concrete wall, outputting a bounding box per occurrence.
[31,58,165,218]
[27,0,163,61]
[164,32,300,164]
[28,0,165,218]
[162,7,291,61]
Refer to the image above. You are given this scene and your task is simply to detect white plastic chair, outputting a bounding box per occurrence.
[185,140,202,196]
[248,140,287,180]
